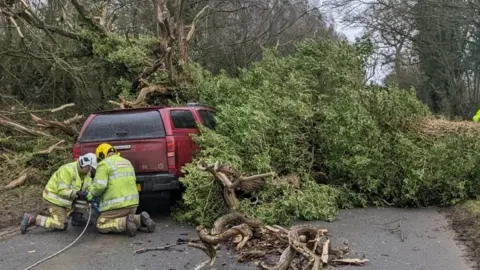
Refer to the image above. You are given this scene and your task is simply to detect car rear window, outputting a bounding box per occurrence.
[79,110,165,142]
[170,110,197,129]
[198,110,216,130]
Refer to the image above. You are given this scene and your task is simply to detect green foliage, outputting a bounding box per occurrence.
[174,38,480,227]
[92,34,154,73]
[174,39,365,225]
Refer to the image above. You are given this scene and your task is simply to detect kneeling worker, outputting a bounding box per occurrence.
[82,143,155,237]
[20,153,97,233]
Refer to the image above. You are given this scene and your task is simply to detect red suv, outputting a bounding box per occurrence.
[72,103,216,198]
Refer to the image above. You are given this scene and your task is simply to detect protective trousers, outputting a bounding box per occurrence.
[35,202,70,231]
[96,206,141,233]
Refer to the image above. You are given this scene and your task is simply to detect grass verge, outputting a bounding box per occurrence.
[444,200,480,268]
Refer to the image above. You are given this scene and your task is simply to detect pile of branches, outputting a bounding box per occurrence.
[408,116,480,139]
[0,101,82,191]
[187,161,369,269]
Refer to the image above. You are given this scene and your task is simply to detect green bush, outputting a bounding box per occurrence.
[173,38,480,226]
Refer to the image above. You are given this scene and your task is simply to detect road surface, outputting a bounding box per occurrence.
[0,207,473,270]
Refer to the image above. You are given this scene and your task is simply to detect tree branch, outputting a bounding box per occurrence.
[186,5,209,41]
[70,0,108,36]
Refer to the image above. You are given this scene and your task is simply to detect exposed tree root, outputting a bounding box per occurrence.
[188,161,369,269]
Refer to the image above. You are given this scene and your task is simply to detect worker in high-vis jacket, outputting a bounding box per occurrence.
[473,109,480,123]
[84,143,155,237]
[20,153,98,234]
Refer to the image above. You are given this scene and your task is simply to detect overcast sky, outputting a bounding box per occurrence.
[314,0,388,84]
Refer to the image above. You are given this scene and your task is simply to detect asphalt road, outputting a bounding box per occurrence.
[0,207,473,270]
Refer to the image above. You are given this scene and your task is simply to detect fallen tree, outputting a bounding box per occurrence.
[0,100,84,192]
[0,98,86,228]
[188,161,369,269]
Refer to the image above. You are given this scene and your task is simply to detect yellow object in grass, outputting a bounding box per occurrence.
[473,109,480,123]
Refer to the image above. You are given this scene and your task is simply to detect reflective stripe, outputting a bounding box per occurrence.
[110,172,135,180]
[104,159,116,173]
[95,179,107,186]
[58,164,77,190]
[99,194,139,208]
[58,183,68,189]
[68,164,77,182]
[103,158,134,181]
[61,190,72,197]
[39,216,46,227]
[44,190,72,206]
[58,183,73,190]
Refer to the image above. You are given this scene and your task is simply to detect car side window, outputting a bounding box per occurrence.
[198,110,216,130]
[170,110,197,129]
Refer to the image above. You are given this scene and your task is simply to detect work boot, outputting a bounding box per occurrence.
[20,213,36,234]
[140,211,155,233]
[126,214,137,237]
[71,212,91,227]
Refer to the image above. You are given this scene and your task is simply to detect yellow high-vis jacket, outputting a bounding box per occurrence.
[87,155,139,212]
[42,161,92,209]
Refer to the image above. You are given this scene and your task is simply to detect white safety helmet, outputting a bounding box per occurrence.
[79,153,98,170]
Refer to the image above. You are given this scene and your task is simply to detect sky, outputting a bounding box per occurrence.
[314,0,388,84]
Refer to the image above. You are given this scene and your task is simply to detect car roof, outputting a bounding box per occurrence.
[95,105,215,115]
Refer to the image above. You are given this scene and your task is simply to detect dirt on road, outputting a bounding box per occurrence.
[444,200,480,269]
[0,185,43,229]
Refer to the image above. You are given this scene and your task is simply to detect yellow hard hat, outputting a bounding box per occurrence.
[95,143,118,161]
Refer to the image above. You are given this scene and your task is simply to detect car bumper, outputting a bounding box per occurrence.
[136,173,180,192]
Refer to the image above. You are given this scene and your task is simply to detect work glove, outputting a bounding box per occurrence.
[76,190,90,201]
[86,192,93,201]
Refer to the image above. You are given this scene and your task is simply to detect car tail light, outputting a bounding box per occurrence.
[73,145,80,160]
[166,136,176,170]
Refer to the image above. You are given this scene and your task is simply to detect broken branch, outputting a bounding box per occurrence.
[30,113,81,136]
[110,84,170,109]
[7,16,24,39]
[190,161,368,269]
[134,244,177,254]
[70,0,109,36]
[0,116,53,137]
[33,140,66,155]
[0,169,30,191]
[186,5,209,41]
[50,103,75,113]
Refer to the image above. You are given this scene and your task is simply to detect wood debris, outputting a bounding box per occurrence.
[187,161,369,269]
[0,169,32,191]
